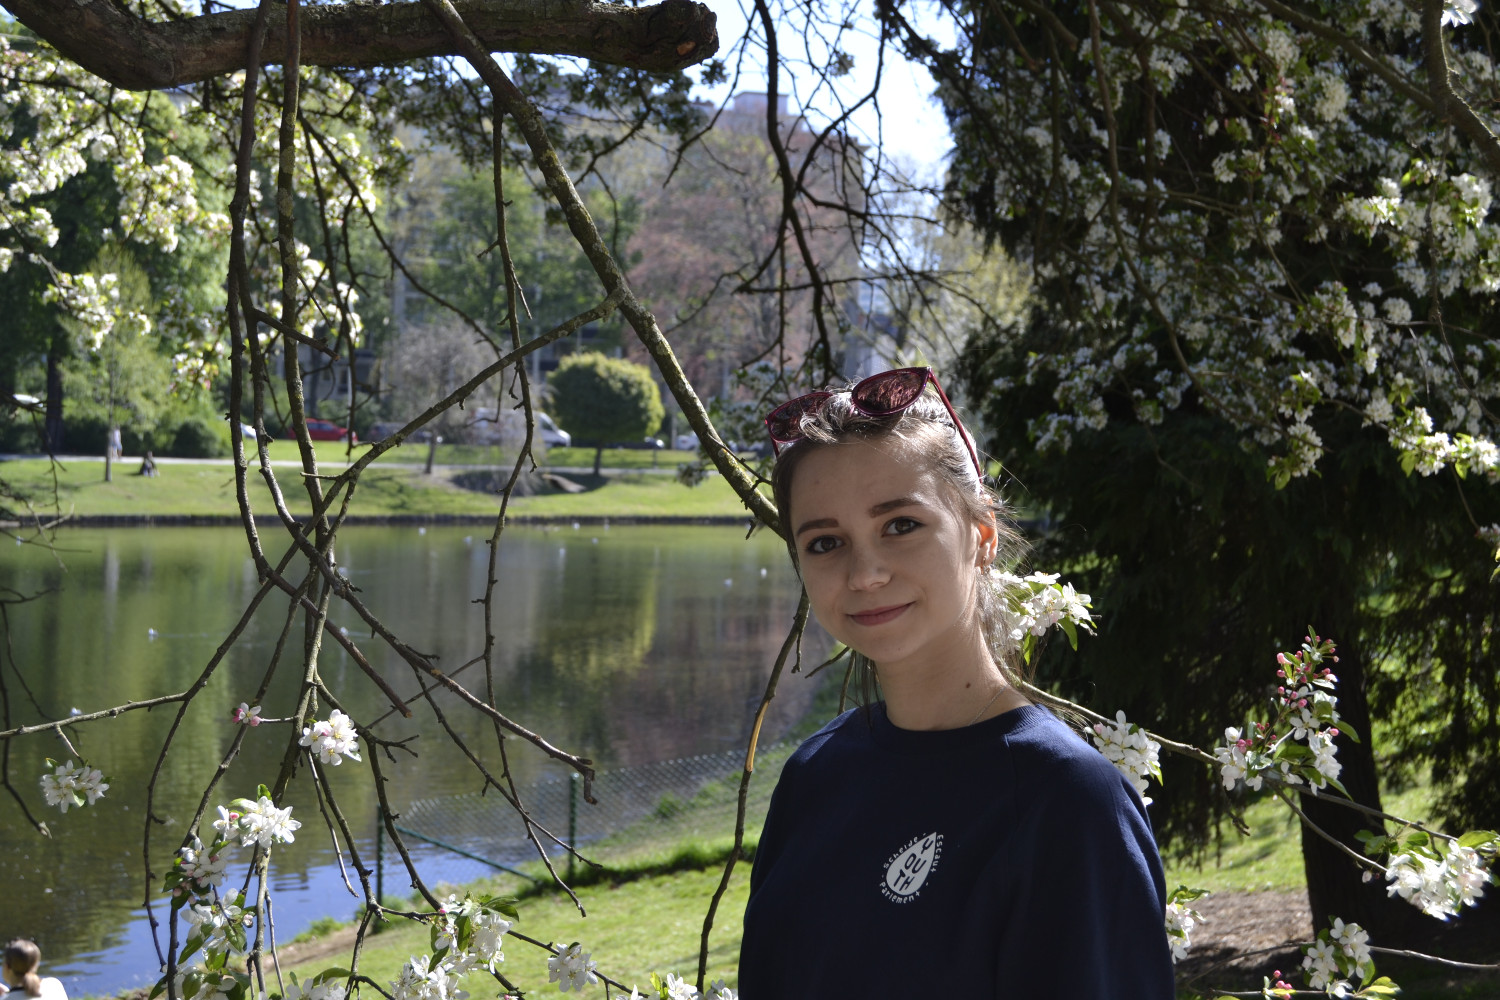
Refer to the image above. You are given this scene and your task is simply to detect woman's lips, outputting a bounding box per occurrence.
[848,603,912,626]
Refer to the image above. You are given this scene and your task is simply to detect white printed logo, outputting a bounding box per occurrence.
[880,831,943,903]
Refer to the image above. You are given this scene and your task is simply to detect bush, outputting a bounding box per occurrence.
[164,416,229,458]
[0,414,42,453]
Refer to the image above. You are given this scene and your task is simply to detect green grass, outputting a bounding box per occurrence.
[250,439,709,470]
[1163,776,1443,894]
[0,458,759,519]
[281,858,749,994]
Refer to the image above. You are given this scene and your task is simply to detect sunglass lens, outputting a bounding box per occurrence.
[853,368,928,414]
[766,392,831,442]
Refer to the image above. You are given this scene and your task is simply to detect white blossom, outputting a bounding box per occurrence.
[39,758,109,813]
[546,943,598,993]
[233,796,301,848]
[299,708,362,765]
[1090,710,1162,804]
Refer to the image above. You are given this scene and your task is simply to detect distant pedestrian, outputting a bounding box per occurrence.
[0,940,68,1000]
[107,426,122,461]
[138,451,158,477]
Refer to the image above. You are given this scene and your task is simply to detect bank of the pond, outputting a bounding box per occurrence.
[0,457,762,522]
[275,838,758,996]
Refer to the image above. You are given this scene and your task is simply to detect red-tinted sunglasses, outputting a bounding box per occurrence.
[763,367,982,477]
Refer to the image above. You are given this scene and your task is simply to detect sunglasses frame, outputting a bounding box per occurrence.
[763,367,983,477]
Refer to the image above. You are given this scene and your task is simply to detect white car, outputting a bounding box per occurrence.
[675,431,699,451]
[537,412,571,448]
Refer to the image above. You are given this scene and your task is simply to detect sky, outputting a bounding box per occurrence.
[688,0,959,173]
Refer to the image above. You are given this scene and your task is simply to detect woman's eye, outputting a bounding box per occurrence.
[805,535,842,555]
[886,516,921,536]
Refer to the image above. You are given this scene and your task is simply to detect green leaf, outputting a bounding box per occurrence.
[1320,775,1351,798]
[1059,616,1079,650]
[1336,719,1361,744]
[1457,829,1500,850]
[1168,885,1212,904]
[312,968,352,984]
[256,783,272,800]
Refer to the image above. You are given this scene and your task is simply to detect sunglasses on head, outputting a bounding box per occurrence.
[763,367,983,477]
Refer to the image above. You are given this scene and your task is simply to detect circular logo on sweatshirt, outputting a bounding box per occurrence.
[880,831,943,903]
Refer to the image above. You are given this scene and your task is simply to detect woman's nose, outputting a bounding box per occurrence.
[846,544,890,590]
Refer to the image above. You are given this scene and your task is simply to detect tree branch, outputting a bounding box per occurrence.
[2,0,718,91]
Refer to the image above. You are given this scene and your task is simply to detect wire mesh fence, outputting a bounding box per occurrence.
[382,742,796,893]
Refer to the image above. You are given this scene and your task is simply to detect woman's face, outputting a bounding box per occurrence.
[787,435,995,673]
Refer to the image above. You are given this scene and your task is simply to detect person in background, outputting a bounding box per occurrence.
[0,940,67,1000]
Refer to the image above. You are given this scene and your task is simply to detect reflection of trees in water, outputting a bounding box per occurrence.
[0,526,816,974]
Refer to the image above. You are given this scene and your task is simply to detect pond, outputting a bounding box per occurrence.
[0,525,822,997]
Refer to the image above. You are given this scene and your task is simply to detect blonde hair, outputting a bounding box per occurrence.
[4,940,42,998]
[769,385,1030,699]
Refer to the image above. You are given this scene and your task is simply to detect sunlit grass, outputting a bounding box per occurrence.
[1,458,756,520]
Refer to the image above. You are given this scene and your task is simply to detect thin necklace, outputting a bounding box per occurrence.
[966,682,1006,726]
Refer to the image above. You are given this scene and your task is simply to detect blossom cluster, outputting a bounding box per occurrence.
[547,943,598,993]
[1360,828,1498,920]
[1301,917,1374,994]
[216,795,303,849]
[391,893,518,1000]
[183,893,254,956]
[392,954,469,1000]
[299,708,362,765]
[1163,886,1208,963]
[640,973,737,999]
[991,570,1095,660]
[1212,634,1349,794]
[1090,710,1163,804]
[39,757,109,813]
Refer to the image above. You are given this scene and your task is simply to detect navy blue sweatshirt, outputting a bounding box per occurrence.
[739,703,1177,998]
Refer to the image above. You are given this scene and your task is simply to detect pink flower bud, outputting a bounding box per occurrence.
[1299,699,1307,708]
[1328,728,1338,737]
[1277,653,1289,665]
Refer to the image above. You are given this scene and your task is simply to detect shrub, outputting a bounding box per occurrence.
[164,416,230,458]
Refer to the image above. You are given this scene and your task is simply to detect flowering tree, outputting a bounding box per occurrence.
[2,0,1499,998]
[870,0,1500,940]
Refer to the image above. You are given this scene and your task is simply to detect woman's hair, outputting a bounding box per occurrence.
[4,939,42,997]
[769,385,1030,701]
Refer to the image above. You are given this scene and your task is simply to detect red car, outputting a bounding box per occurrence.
[286,418,358,444]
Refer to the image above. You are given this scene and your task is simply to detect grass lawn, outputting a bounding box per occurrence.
[282,863,748,995]
[252,439,712,470]
[1,457,761,520]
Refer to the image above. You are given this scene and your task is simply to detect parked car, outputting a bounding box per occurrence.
[287,418,358,444]
[466,408,571,448]
[536,412,571,448]
[675,431,699,451]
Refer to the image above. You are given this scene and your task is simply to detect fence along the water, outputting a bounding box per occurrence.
[383,743,793,891]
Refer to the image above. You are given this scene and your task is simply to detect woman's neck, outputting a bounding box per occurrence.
[875,629,1028,730]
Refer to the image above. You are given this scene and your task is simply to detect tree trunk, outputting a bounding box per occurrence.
[424,433,438,475]
[43,351,64,455]
[593,444,602,477]
[1298,632,1423,943]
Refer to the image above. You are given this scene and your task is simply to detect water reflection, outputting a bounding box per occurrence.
[0,525,821,996]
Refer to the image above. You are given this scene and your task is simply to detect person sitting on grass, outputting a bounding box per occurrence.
[0,940,68,1000]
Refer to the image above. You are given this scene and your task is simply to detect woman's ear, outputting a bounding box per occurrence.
[975,511,999,568]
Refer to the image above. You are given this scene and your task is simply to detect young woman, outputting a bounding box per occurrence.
[1,941,68,1000]
[738,368,1175,997]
